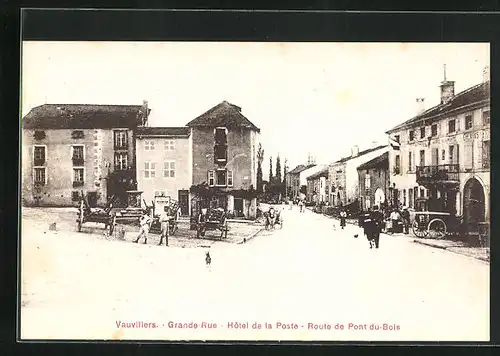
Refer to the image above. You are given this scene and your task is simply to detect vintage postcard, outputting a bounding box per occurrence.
[19,41,490,341]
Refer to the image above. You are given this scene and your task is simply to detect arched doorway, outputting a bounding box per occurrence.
[463,178,486,233]
[374,188,385,207]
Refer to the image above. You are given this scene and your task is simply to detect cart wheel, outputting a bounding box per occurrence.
[428,218,447,239]
[412,220,428,238]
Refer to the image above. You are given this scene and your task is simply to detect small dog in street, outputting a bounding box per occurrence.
[205,251,211,266]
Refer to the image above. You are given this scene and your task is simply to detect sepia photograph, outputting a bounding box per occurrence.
[19,41,490,341]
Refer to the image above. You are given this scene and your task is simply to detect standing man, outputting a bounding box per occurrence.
[298,200,304,213]
[158,206,171,246]
[134,209,153,244]
[401,207,410,234]
[389,209,400,234]
[340,209,347,230]
[368,205,384,249]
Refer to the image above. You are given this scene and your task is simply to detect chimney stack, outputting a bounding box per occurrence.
[440,64,455,104]
[483,66,490,83]
[416,98,425,115]
[351,145,359,158]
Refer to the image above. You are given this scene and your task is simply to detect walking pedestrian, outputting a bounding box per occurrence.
[298,200,304,213]
[340,210,347,230]
[158,206,171,246]
[134,210,153,244]
[367,205,384,249]
[289,199,293,210]
[389,209,401,234]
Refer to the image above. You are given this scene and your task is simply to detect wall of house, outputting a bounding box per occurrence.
[328,162,346,205]
[345,147,389,204]
[135,135,192,206]
[388,103,490,217]
[22,128,111,207]
[358,165,389,211]
[191,126,257,218]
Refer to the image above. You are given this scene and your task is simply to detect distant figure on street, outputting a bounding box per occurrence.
[289,199,293,210]
[134,210,153,244]
[158,206,171,246]
[340,210,347,229]
[197,208,208,237]
[205,251,211,266]
[401,207,410,234]
[366,205,384,249]
[298,200,304,213]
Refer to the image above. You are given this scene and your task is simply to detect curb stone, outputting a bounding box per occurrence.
[237,228,264,245]
[413,239,490,263]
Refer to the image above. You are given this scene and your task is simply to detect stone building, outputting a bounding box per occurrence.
[21,102,150,207]
[306,166,329,203]
[186,101,260,219]
[135,127,192,215]
[328,145,389,207]
[286,164,315,199]
[385,68,490,231]
[357,152,389,211]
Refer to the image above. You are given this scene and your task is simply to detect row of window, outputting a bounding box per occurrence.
[393,140,490,174]
[143,161,176,178]
[33,130,130,149]
[397,110,490,143]
[33,145,130,171]
[33,167,85,186]
[144,139,176,151]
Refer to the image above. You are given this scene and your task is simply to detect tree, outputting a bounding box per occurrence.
[269,156,273,183]
[283,158,289,197]
[256,143,264,192]
[275,155,282,183]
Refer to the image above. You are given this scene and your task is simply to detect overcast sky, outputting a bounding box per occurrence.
[22,42,489,180]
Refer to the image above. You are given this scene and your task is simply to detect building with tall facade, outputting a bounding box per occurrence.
[385,67,490,231]
[21,102,150,207]
[186,101,260,219]
[135,127,192,215]
[306,166,329,203]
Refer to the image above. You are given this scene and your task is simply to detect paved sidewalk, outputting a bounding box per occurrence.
[316,210,490,263]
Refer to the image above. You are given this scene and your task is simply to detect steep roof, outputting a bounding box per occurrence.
[288,163,316,175]
[22,104,150,130]
[136,127,190,138]
[332,145,388,164]
[186,101,260,132]
[386,81,490,134]
[306,167,329,180]
[357,152,389,171]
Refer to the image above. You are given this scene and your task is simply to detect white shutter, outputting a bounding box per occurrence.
[475,139,483,169]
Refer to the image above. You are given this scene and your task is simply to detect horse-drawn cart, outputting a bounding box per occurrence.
[412,211,462,239]
[76,193,118,234]
[196,208,229,239]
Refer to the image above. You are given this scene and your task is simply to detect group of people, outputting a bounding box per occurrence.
[386,206,411,234]
[134,205,176,246]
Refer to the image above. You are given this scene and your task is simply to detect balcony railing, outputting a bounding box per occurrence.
[416,164,460,184]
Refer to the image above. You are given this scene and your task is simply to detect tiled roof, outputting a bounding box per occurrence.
[136,127,190,137]
[306,167,329,180]
[288,164,316,174]
[357,152,389,171]
[386,81,490,133]
[22,104,150,129]
[332,145,388,164]
[186,101,260,132]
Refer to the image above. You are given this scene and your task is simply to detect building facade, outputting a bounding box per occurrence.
[328,145,389,206]
[357,152,389,211]
[186,101,260,219]
[386,73,490,231]
[135,127,192,215]
[22,102,150,207]
[286,164,315,199]
[306,167,329,203]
